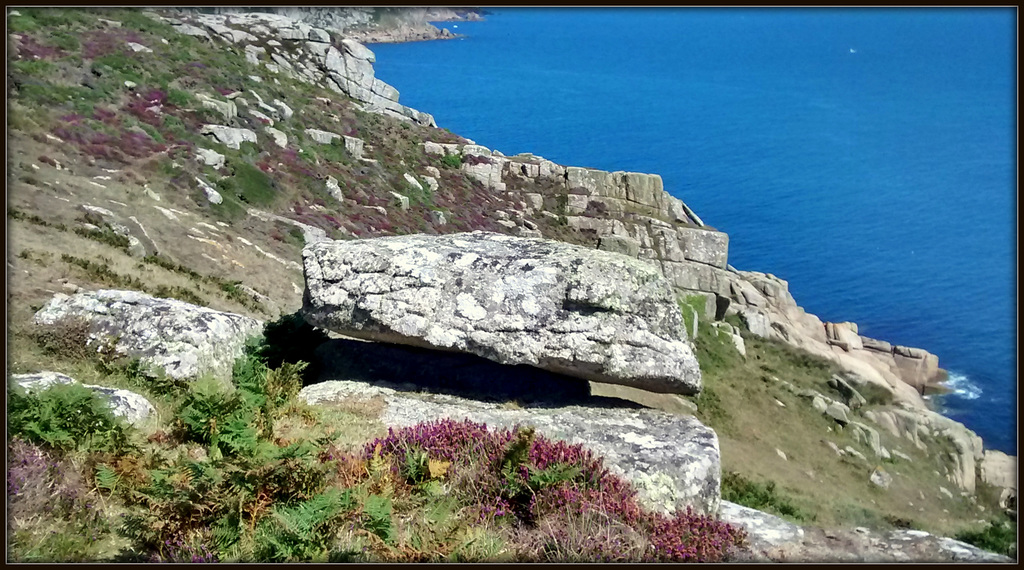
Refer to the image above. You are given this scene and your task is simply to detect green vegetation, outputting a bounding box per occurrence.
[955,519,1017,558]
[8,382,134,454]
[440,153,462,169]
[7,331,746,562]
[721,471,810,523]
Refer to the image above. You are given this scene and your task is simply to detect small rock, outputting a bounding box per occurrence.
[870,466,893,489]
[388,191,409,211]
[124,80,137,90]
[265,126,288,148]
[776,448,788,461]
[326,176,342,201]
[126,41,152,53]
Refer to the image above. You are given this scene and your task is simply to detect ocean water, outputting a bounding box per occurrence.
[370,8,1017,454]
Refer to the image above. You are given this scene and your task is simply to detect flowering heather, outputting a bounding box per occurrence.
[151,539,218,563]
[14,35,64,59]
[81,30,127,59]
[463,154,495,166]
[363,419,745,562]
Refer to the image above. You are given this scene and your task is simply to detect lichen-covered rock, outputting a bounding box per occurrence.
[33,290,263,384]
[302,231,701,394]
[719,500,804,550]
[299,378,720,514]
[10,371,156,426]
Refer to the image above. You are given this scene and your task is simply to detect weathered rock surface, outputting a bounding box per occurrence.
[863,404,985,493]
[10,371,155,426]
[299,378,721,515]
[302,231,701,394]
[719,500,804,551]
[33,290,263,383]
[729,523,1014,563]
[199,124,256,149]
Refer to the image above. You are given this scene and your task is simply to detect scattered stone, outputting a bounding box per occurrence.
[265,126,288,148]
[843,446,866,461]
[824,401,851,425]
[11,371,156,426]
[776,448,788,461]
[939,486,954,499]
[195,147,226,169]
[326,176,342,202]
[123,80,137,90]
[827,374,867,410]
[388,191,410,211]
[430,210,447,226]
[197,94,237,121]
[272,99,294,120]
[403,172,423,191]
[302,232,701,394]
[343,135,364,159]
[126,41,152,53]
[195,177,223,205]
[200,124,257,149]
[305,128,341,145]
[249,109,274,125]
[870,466,893,489]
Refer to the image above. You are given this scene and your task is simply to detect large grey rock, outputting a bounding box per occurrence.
[299,378,721,515]
[33,290,263,383]
[302,231,702,394]
[11,371,155,426]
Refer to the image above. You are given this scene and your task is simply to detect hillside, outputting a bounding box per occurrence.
[5,7,1016,562]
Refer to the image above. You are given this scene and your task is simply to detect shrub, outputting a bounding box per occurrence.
[955,519,1017,557]
[8,382,134,453]
[73,225,132,253]
[32,316,94,360]
[440,153,462,169]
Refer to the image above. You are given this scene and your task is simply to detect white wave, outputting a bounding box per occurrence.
[942,371,983,401]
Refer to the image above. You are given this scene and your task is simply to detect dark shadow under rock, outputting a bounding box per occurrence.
[313,338,647,409]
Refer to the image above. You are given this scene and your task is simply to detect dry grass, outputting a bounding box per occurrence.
[695,327,992,535]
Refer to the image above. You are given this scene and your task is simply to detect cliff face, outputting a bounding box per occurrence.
[192,7,480,44]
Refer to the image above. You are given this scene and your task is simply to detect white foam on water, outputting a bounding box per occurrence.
[943,371,983,401]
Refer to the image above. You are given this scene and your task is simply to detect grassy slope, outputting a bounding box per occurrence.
[5,7,1013,561]
[689,320,1004,537]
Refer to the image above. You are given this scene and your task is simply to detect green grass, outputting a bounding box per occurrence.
[721,471,810,523]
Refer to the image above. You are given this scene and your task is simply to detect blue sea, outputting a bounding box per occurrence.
[370,8,1017,454]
